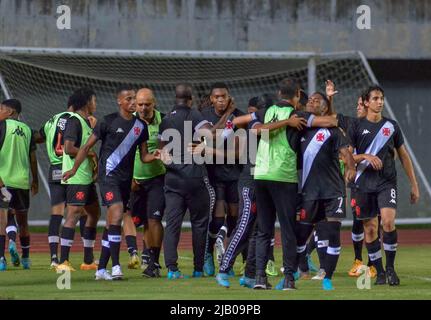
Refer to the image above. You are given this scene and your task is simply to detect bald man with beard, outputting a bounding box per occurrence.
[124,88,167,277]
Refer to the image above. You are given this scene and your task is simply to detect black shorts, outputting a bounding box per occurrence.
[100,180,132,211]
[66,184,98,206]
[215,180,239,204]
[130,175,165,227]
[0,188,29,211]
[351,187,397,221]
[298,197,346,224]
[49,182,67,206]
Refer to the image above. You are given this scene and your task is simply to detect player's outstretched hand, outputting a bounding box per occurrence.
[159,149,173,165]
[325,80,339,98]
[365,155,383,170]
[410,183,420,204]
[153,149,162,160]
[31,181,39,196]
[288,115,307,130]
[63,169,76,182]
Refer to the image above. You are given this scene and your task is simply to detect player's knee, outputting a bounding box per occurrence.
[381,218,395,232]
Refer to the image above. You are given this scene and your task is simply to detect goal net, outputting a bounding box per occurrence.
[0,48,429,223]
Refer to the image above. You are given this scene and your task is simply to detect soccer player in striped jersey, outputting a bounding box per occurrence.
[348,85,420,286]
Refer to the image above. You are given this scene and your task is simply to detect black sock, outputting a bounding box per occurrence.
[366,238,384,274]
[352,217,364,261]
[306,231,317,255]
[152,247,161,265]
[324,222,341,279]
[125,235,138,256]
[83,227,96,264]
[20,236,30,258]
[217,225,227,243]
[60,227,75,263]
[226,215,237,238]
[108,225,122,267]
[48,215,63,260]
[206,216,224,255]
[0,235,5,258]
[98,228,110,270]
[142,247,150,264]
[79,215,87,239]
[383,230,397,269]
[295,223,314,272]
[6,213,17,242]
[316,222,329,271]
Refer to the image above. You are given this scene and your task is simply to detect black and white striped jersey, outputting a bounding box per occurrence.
[299,127,349,200]
[348,117,404,193]
[93,112,149,184]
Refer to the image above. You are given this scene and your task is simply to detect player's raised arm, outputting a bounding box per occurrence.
[396,144,420,204]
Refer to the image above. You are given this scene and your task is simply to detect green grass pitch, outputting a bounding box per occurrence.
[1,246,430,300]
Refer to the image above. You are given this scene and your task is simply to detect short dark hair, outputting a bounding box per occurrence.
[256,93,274,110]
[299,90,308,107]
[210,82,229,95]
[278,78,300,99]
[364,85,384,101]
[1,98,22,114]
[71,87,95,111]
[248,96,259,107]
[116,84,135,96]
[175,83,193,100]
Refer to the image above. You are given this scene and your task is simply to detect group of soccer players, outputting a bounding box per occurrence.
[0,77,420,291]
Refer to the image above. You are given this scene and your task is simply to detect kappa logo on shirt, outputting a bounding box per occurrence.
[116,128,124,133]
[300,137,306,142]
[362,129,371,135]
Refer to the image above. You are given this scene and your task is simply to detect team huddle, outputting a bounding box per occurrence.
[0,78,420,291]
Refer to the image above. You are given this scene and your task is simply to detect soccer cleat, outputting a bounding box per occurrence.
[22,258,31,270]
[141,252,150,269]
[216,273,230,288]
[111,265,124,280]
[56,261,76,272]
[386,268,400,286]
[167,269,187,280]
[203,253,215,276]
[311,269,326,280]
[142,264,160,278]
[322,278,334,291]
[9,241,20,267]
[275,277,296,290]
[368,265,377,279]
[307,255,319,273]
[80,262,98,271]
[192,270,204,278]
[265,260,278,277]
[0,257,6,271]
[128,253,140,269]
[348,259,364,277]
[375,272,387,285]
[95,269,113,281]
[50,261,59,270]
[239,276,256,288]
[253,275,272,290]
[215,238,225,265]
